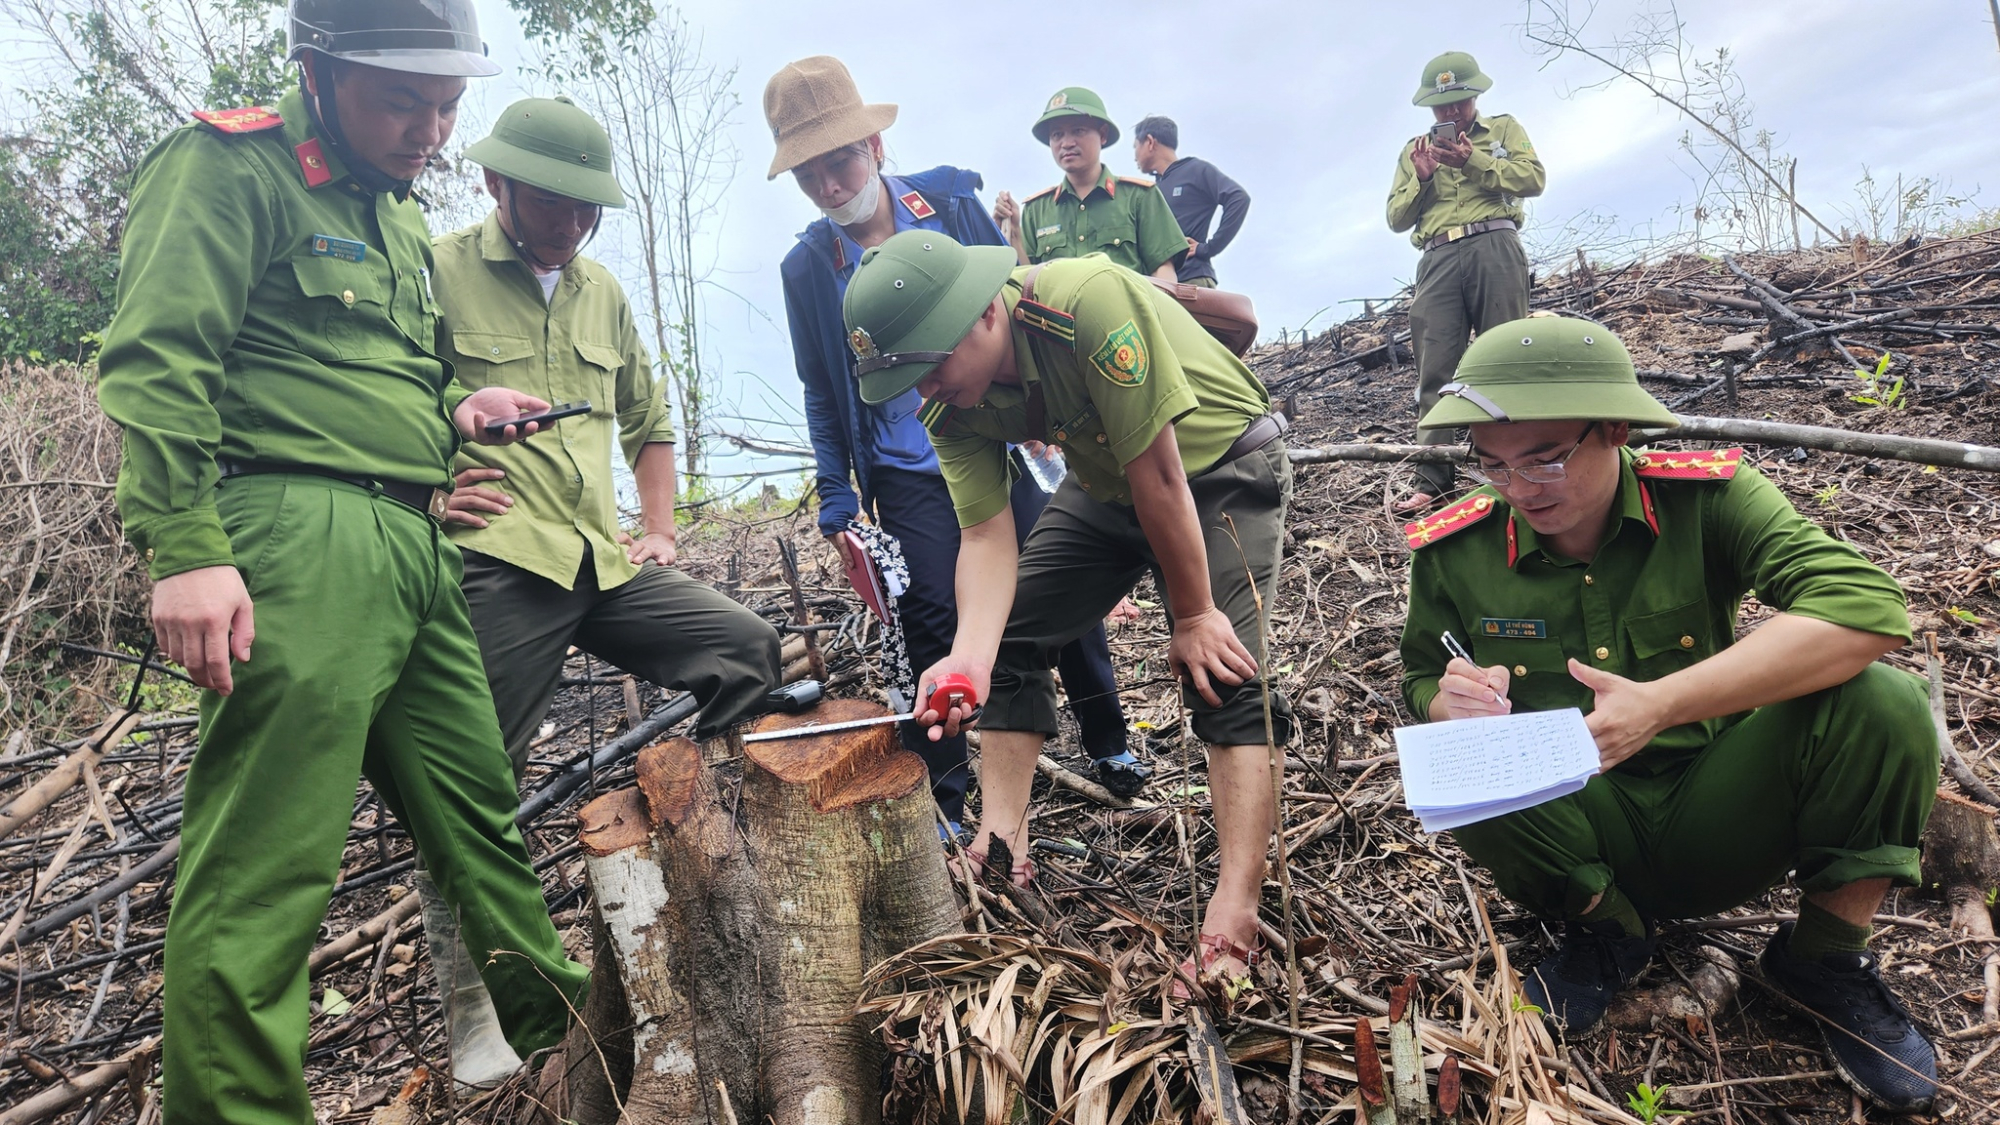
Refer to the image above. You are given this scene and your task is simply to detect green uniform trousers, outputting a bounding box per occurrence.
[165,475,589,1125]
[1408,227,1531,494]
[985,439,1295,748]
[458,549,784,767]
[1453,663,1939,923]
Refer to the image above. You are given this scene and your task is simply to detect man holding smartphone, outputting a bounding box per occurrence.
[1386,51,1546,512]
[94,3,591,1120]
[431,95,784,1084]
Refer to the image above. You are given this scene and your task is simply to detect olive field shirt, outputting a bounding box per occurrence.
[433,213,675,592]
[921,257,1268,526]
[1386,114,1546,248]
[1399,449,1913,776]
[1019,166,1189,275]
[98,89,467,580]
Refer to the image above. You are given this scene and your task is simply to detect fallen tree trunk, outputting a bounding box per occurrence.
[1286,415,2000,474]
[541,699,959,1125]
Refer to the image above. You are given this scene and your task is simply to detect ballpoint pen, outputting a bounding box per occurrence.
[1441,630,1505,705]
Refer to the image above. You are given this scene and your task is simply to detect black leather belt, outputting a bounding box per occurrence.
[1214,411,1290,468]
[1420,218,1518,253]
[216,459,451,523]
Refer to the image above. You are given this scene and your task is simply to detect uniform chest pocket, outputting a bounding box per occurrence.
[291,254,396,361]
[573,341,624,406]
[1626,600,1709,681]
[450,331,536,390]
[1082,209,1138,254]
[1470,635,1569,680]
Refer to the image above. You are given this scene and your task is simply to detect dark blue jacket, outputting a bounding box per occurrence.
[781,166,1007,535]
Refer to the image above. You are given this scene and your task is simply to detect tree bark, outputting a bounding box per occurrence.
[542,700,960,1125]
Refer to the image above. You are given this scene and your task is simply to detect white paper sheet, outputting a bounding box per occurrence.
[1393,708,1601,831]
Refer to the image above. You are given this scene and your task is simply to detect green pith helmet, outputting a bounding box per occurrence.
[1032,87,1119,145]
[466,97,625,208]
[1417,317,1680,430]
[1411,51,1492,107]
[287,0,499,77]
[842,231,1015,406]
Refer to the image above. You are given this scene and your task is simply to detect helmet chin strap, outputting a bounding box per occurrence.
[301,54,417,198]
[504,180,600,274]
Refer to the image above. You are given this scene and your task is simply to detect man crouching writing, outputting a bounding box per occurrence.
[1397,317,1940,1112]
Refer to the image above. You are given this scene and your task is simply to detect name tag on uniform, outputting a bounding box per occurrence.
[1034,224,1063,239]
[1479,617,1547,639]
[310,234,367,262]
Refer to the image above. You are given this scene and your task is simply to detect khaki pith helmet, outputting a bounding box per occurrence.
[1412,51,1492,107]
[842,231,1016,405]
[1417,318,1680,430]
[1032,87,1119,145]
[764,55,897,180]
[465,97,625,208]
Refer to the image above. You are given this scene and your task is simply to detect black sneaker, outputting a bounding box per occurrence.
[1090,751,1152,798]
[1759,922,1937,1113]
[1522,919,1657,1035]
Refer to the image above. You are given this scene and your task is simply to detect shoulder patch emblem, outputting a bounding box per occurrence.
[192,106,282,134]
[1089,320,1149,387]
[898,190,936,221]
[1404,493,1499,549]
[1014,298,1076,350]
[917,397,957,434]
[1631,448,1742,481]
[294,138,333,188]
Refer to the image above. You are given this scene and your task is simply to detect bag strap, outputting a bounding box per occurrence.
[1018,262,1051,437]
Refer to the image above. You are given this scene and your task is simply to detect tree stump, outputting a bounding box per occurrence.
[539,700,960,1125]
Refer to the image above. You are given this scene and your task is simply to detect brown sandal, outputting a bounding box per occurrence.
[958,845,1035,890]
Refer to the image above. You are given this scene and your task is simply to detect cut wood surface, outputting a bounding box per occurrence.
[544,700,958,1125]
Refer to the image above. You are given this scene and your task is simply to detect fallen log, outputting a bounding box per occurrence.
[308,890,423,975]
[543,699,958,1125]
[0,710,142,840]
[1286,416,2000,474]
[0,1035,158,1125]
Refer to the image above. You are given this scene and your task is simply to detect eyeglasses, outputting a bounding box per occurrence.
[1464,422,1597,488]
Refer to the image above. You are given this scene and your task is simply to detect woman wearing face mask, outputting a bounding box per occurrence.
[768,57,1141,844]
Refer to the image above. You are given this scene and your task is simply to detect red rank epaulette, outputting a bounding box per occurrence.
[192,106,283,134]
[1023,183,1060,203]
[1630,448,1743,481]
[1115,175,1155,188]
[898,190,936,221]
[1404,492,1499,550]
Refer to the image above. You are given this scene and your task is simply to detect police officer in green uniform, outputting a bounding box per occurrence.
[1387,52,1545,511]
[95,2,588,1120]
[423,96,783,1085]
[842,231,1294,986]
[1398,319,1939,1111]
[992,87,1188,280]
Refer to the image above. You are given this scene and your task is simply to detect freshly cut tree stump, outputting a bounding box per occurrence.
[541,700,960,1125]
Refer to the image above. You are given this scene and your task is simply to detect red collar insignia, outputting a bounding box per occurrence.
[294,139,333,188]
[899,190,935,221]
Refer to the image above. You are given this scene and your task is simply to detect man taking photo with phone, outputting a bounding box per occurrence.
[1386,51,1545,512]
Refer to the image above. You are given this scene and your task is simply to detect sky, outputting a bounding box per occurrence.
[8,0,1998,486]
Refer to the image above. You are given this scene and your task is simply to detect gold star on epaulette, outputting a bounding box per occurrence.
[1403,493,1499,550]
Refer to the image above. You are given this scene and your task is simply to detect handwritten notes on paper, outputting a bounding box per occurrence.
[1393,708,1600,832]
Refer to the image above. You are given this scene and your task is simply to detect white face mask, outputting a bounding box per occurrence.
[821,169,882,228]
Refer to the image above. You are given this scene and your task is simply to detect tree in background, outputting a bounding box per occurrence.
[536,8,738,491]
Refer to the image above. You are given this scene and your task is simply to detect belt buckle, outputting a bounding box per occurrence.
[426,488,450,523]
[1446,225,1467,243]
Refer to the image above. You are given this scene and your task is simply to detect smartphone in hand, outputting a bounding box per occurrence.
[1429,120,1460,146]
[484,400,591,437]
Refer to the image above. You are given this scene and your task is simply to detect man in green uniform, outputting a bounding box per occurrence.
[992,87,1187,280]
[95,2,588,1120]
[428,95,783,1084]
[1386,52,1545,511]
[1398,318,1939,1111]
[842,231,1293,985]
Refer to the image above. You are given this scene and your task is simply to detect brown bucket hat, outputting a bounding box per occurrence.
[763,56,897,180]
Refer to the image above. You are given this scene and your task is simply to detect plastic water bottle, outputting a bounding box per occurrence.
[1019,444,1067,493]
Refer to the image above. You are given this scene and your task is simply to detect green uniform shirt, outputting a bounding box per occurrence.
[1400,450,1912,775]
[98,88,466,581]
[433,213,674,592]
[1386,114,1546,248]
[1019,166,1188,275]
[921,257,1269,527]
